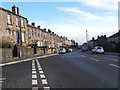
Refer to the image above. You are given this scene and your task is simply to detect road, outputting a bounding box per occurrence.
[1,50,119,89]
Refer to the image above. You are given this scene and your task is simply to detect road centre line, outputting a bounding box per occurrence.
[0,78,6,86]
[89,58,99,62]
[104,57,118,61]
[80,55,86,57]
[40,74,45,79]
[109,64,120,68]
[36,59,50,89]
[32,87,38,90]
[43,87,50,90]
[0,54,58,67]
[32,60,38,90]
[42,79,48,84]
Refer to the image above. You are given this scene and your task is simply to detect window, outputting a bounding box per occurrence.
[21,19,24,27]
[7,14,11,24]
[16,17,19,26]
[29,29,32,37]
[7,29,13,35]
[22,32,25,42]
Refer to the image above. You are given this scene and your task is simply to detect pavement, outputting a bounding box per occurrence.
[0,50,119,90]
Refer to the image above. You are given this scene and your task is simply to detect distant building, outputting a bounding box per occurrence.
[108,30,120,44]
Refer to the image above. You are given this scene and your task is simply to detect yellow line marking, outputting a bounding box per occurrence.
[0,54,58,67]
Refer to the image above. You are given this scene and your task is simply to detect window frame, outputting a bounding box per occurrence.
[7,14,12,25]
[7,29,13,36]
[16,17,19,26]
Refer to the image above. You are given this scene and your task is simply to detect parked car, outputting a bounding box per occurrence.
[59,48,66,54]
[66,48,73,52]
[92,46,104,54]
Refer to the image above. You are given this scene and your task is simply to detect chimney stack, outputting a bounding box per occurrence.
[12,5,19,15]
[37,25,40,29]
[31,22,35,26]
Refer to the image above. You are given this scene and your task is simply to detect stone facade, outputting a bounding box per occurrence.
[0,5,28,47]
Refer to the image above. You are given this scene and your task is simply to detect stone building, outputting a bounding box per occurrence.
[0,5,73,50]
[0,5,28,47]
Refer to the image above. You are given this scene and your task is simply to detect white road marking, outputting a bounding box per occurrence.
[40,74,45,79]
[32,87,38,90]
[0,81,4,83]
[0,78,6,85]
[43,87,50,90]
[42,79,48,84]
[35,59,50,88]
[109,64,120,68]
[89,58,99,61]
[80,55,86,57]
[104,57,118,62]
[38,66,41,68]
[32,80,38,85]
[32,71,37,74]
[0,78,6,81]
[38,68,42,70]
[32,75,37,79]
[39,71,44,74]
[32,68,36,71]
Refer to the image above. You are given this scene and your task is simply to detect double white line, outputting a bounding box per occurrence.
[32,59,50,90]
[0,78,6,86]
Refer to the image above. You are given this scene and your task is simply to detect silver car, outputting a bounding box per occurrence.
[92,46,104,54]
[59,48,66,54]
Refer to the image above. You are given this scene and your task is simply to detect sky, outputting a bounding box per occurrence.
[1,0,118,45]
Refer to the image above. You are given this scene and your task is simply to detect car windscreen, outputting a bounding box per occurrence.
[97,47,102,49]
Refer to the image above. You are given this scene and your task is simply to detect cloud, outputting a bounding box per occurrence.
[58,7,117,26]
[58,7,100,19]
[79,0,118,11]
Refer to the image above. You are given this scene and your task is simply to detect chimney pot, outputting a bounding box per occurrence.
[37,25,40,29]
[31,22,35,26]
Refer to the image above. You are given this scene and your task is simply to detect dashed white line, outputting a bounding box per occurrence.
[32,71,37,74]
[104,57,118,62]
[40,74,45,79]
[32,80,38,85]
[39,71,44,74]
[80,55,86,57]
[42,79,48,84]
[32,68,36,71]
[38,68,42,70]
[36,59,50,89]
[32,87,38,90]
[109,64,120,68]
[32,75,37,79]
[32,60,38,90]
[43,86,50,90]
[89,58,99,62]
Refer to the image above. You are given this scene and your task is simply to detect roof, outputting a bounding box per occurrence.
[0,7,28,20]
[108,31,120,38]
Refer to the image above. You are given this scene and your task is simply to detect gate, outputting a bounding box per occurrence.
[13,45,18,57]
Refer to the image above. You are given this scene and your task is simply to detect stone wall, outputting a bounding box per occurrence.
[0,47,58,60]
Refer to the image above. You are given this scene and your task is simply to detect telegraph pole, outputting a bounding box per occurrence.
[86,30,88,43]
